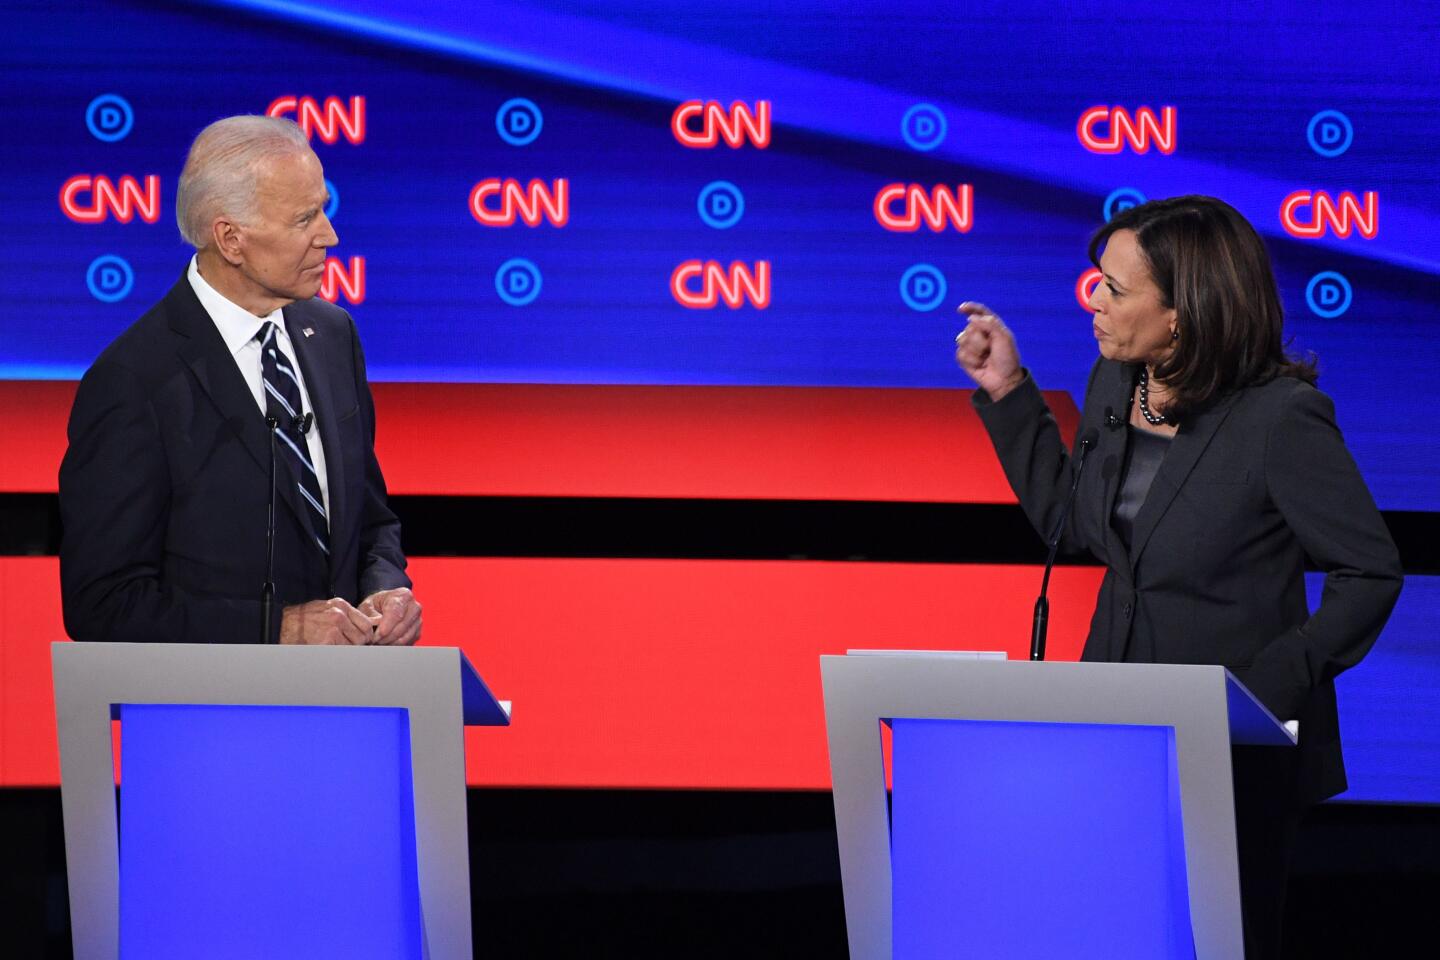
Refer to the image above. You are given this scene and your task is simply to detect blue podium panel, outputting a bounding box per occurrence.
[891,718,1194,960]
[118,704,424,960]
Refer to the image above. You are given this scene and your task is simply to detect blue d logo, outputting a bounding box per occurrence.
[900,263,947,312]
[86,94,134,143]
[1103,188,1147,222]
[1305,271,1352,318]
[86,254,134,303]
[495,258,542,306]
[698,181,745,229]
[1306,110,1352,158]
[901,103,947,152]
[496,98,543,146]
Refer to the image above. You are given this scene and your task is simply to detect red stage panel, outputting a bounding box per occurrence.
[0,556,1103,789]
[0,558,65,783]
[0,381,76,494]
[0,381,1079,501]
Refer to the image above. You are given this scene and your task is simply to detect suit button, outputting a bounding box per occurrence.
[1122,603,1133,618]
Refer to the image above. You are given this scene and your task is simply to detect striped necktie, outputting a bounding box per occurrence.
[256,321,329,557]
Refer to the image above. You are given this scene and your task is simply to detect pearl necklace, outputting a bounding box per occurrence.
[1137,367,1171,426]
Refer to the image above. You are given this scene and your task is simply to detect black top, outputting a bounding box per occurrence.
[1112,425,1172,554]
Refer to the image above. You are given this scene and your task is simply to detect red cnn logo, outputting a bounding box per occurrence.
[1076,268,1103,311]
[1077,106,1176,155]
[59,175,160,223]
[671,100,771,149]
[469,178,569,227]
[671,260,771,309]
[266,96,366,145]
[318,257,365,305]
[874,184,974,233]
[1279,190,1378,239]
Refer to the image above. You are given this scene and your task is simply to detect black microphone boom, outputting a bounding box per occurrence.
[260,416,280,644]
[1030,427,1100,661]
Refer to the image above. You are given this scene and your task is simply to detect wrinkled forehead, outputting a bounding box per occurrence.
[253,148,326,205]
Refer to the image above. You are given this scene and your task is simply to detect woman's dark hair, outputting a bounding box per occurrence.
[1088,195,1317,421]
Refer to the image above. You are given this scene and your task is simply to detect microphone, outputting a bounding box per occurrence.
[293,411,313,435]
[1104,407,1124,430]
[1030,427,1100,661]
[260,416,280,644]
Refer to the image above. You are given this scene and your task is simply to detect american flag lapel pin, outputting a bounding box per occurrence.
[303,327,315,338]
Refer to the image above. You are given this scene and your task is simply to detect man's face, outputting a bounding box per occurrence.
[234,149,337,307]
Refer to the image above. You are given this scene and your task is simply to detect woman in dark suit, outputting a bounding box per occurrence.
[953,195,1402,958]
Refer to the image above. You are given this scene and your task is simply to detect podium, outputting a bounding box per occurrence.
[821,655,1296,960]
[52,642,510,960]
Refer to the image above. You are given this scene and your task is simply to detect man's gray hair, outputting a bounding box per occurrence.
[175,115,312,249]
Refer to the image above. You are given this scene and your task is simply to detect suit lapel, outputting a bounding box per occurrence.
[1126,392,1241,571]
[284,306,345,580]
[167,276,271,473]
[1097,364,1136,577]
[168,275,322,562]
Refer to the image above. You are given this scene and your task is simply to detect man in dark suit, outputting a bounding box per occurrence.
[60,115,420,646]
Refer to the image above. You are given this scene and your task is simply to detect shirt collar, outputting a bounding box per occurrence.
[187,255,285,356]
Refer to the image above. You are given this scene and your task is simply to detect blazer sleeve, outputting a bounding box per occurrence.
[1239,386,1403,720]
[971,361,1104,557]
[347,318,411,599]
[58,359,277,643]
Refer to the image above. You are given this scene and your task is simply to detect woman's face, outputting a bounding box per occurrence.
[1088,228,1177,366]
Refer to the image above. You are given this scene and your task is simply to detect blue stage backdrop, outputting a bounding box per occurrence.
[1,0,1436,509]
[1,2,1436,805]
[1323,573,1440,804]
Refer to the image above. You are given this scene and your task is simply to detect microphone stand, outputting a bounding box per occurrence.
[260,416,279,644]
[1030,430,1098,661]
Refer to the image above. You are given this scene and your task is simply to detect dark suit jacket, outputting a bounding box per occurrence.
[974,359,1402,803]
[59,273,410,645]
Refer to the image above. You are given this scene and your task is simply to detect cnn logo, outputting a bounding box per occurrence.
[1077,105,1176,155]
[874,184,973,233]
[267,96,366,145]
[317,257,365,305]
[672,100,771,149]
[1076,269,1103,311]
[1280,191,1378,239]
[671,261,771,309]
[469,178,569,227]
[60,175,161,223]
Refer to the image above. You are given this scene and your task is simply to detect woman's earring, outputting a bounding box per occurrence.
[1171,329,1179,341]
